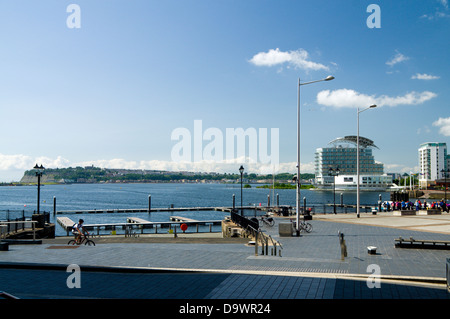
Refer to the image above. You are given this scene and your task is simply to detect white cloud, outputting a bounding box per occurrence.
[433,117,450,136]
[316,89,437,108]
[420,1,450,19]
[0,153,318,182]
[0,154,71,171]
[411,73,440,80]
[384,163,419,174]
[249,48,329,71]
[386,51,409,66]
[439,0,448,9]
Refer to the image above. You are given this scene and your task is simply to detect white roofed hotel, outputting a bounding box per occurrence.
[314,136,392,191]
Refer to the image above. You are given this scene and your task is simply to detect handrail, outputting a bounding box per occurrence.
[254,229,282,257]
[0,221,37,240]
[0,291,19,299]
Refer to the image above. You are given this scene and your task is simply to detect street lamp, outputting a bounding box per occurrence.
[329,167,340,214]
[239,165,244,216]
[296,75,334,234]
[441,169,449,204]
[357,104,377,218]
[33,164,45,214]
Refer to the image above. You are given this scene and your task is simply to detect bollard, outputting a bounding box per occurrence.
[338,231,347,260]
[255,231,259,256]
[148,195,151,214]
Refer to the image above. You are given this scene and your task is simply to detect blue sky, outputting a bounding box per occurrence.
[0,0,449,181]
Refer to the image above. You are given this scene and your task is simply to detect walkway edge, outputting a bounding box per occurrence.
[0,261,446,289]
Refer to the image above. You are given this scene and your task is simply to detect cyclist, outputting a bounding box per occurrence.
[72,219,90,244]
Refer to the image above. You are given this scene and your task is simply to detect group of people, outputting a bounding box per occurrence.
[382,199,449,212]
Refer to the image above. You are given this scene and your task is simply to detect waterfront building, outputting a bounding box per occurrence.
[418,142,448,188]
[314,136,392,191]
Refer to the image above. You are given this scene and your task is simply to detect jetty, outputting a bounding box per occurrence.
[54,206,250,215]
[57,216,223,236]
[53,205,294,236]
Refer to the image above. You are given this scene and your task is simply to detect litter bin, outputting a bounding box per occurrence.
[0,242,9,251]
[279,222,294,237]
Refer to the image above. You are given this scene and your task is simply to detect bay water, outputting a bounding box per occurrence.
[0,183,391,236]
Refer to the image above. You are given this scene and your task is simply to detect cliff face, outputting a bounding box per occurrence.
[19,173,57,184]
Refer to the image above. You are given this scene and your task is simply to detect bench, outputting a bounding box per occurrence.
[395,236,450,250]
[393,210,416,216]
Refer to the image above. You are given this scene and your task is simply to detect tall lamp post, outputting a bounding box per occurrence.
[357,104,377,218]
[329,167,340,214]
[441,169,449,204]
[33,164,45,214]
[296,75,334,234]
[239,165,244,216]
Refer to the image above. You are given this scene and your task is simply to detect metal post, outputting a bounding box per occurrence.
[232,194,235,211]
[267,194,270,207]
[296,78,301,236]
[357,107,360,218]
[255,231,259,256]
[240,170,243,216]
[333,174,336,214]
[148,195,151,214]
[276,193,279,207]
[53,196,56,216]
[37,174,41,215]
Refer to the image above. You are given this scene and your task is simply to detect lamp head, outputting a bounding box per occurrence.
[324,75,335,81]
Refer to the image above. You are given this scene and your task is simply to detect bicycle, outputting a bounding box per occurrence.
[299,220,312,233]
[260,215,275,227]
[68,233,96,246]
[291,219,313,233]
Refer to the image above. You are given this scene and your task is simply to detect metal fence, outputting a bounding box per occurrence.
[230,210,259,231]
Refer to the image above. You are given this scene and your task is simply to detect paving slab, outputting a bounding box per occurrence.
[0,213,449,300]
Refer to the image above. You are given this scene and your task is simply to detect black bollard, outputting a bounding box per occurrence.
[148,195,151,214]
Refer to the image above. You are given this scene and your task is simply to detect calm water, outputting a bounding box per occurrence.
[0,183,391,236]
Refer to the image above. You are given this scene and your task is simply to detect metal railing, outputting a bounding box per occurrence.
[254,228,283,257]
[230,211,259,230]
[0,220,38,240]
[230,211,282,257]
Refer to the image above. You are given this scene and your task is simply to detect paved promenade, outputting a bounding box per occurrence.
[0,211,449,303]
